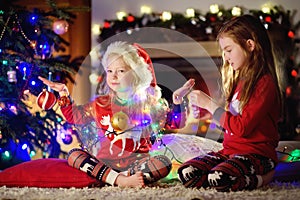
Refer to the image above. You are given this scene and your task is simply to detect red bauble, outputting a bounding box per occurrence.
[37,89,57,110]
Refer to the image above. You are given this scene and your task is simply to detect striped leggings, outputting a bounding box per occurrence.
[177,151,276,192]
[67,148,172,186]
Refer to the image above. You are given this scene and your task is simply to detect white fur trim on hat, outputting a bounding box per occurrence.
[101,41,153,89]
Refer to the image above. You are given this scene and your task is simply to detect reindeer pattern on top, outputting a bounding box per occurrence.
[100,114,142,156]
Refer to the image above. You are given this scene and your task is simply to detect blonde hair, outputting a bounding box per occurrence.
[102,41,153,91]
[100,41,168,132]
[217,15,283,111]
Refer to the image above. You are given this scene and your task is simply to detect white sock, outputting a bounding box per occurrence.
[106,169,120,186]
[256,175,263,188]
[120,170,128,176]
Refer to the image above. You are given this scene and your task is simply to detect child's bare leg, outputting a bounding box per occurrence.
[115,171,145,187]
[257,170,275,188]
[262,170,275,186]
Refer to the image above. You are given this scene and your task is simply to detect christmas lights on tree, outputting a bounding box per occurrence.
[0,0,82,169]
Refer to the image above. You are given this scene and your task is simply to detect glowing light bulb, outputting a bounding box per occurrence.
[161,11,172,21]
[3,151,11,159]
[141,5,152,14]
[116,11,127,20]
[186,8,195,18]
[22,143,28,150]
[30,151,36,157]
[261,3,272,14]
[89,73,99,85]
[231,6,242,16]
[210,4,219,14]
[92,24,101,35]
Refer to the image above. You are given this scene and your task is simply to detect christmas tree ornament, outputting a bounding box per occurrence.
[7,69,17,83]
[57,95,71,107]
[36,89,57,110]
[111,111,129,131]
[103,20,111,28]
[61,132,73,145]
[52,19,69,35]
[37,41,52,59]
[12,21,20,32]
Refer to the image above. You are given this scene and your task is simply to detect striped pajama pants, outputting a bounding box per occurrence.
[177,151,276,192]
[67,148,172,186]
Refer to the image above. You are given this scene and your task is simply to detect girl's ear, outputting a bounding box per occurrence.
[246,39,255,51]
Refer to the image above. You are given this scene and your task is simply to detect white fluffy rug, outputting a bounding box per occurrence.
[1,181,300,200]
[1,135,300,199]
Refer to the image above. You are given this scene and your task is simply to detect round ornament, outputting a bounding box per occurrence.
[62,133,73,145]
[52,19,69,35]
[7,70,17,83]
[111,111,129,131]
[36,89,57,110]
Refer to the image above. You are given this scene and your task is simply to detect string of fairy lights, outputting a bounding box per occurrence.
[0,2,75,166]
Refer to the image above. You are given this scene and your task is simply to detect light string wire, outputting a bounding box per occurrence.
[72,109,187,164]
[276,147,300,162]
[0,16,10,42]
[14,14,38,55]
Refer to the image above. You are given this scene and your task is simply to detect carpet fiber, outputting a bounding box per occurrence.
[1,181,300,200]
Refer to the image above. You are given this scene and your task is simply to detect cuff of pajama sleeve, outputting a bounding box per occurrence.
[212,107,226,122]
[105,169,120,186]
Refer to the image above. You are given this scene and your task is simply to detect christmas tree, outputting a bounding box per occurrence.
[0,0,83,170]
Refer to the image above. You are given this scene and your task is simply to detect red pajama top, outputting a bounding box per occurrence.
[61,95,152,170]
[213,74,280,163]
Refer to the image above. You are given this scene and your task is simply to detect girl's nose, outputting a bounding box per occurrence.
[223,53,229,61]
[112,71,118,79]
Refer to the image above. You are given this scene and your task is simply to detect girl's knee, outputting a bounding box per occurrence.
[149,155,172,182]
[129,155,172,184]
[177,164,208,188]
[208,170,233,192]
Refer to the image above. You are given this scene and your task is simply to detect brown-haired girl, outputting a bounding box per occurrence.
[177,14,284,192]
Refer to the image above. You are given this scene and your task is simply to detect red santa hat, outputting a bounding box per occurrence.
[132,43,157,87]
[101,41,156,90]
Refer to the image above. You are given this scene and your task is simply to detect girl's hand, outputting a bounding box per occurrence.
[38,76,69,96]
[188,90,218,114]
[173,79,195,105]
[190,104,200,119]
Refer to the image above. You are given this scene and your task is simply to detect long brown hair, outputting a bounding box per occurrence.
[216,15,283,111]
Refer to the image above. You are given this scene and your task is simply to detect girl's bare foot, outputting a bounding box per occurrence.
[262,170,275,185]
[115,171,145,187]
